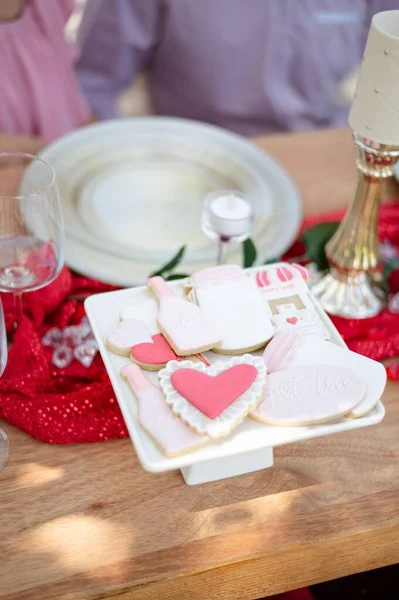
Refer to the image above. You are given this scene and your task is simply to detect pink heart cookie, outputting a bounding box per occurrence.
[171,364,258,419]
[131,334,181,368]
[159,355,266,438]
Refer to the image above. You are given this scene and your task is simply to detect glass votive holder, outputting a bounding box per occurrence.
[202,190,253,264]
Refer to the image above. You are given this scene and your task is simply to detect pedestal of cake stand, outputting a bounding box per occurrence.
[180,446,274,485]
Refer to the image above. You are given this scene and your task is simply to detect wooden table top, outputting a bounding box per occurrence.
[1,127,399,600]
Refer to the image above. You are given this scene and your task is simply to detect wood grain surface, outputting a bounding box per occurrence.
[1,127,399,600]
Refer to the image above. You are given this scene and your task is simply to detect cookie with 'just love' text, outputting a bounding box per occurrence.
[250,364,367,426]
[261,332,386,419]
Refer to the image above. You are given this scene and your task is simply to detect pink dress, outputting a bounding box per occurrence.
[0,0,90,141]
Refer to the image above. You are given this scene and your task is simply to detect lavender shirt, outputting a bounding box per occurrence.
[77,0,396,136]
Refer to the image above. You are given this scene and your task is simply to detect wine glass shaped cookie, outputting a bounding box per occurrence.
[107,316,182,370]
[147,276,221,355]
[159,355,266,438]
[188,265,274,354]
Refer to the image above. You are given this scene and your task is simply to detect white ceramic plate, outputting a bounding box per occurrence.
[40,118,302,286]
[85,266,385,474]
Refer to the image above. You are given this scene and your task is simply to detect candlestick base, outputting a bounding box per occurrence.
[311,268,385,318]
[311,134,399,319]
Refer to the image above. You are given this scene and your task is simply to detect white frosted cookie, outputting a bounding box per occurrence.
[250,364,366,426]
[106,318,152,356]
[190,265,274,353]
[120,298,160,334]
[262,332,386,418]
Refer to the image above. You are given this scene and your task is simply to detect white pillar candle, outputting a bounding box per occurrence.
[208,193,252,238]
[349,11,399,145]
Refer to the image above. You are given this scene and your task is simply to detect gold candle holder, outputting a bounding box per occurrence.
[312,135,399,318]
[312,10,399,318]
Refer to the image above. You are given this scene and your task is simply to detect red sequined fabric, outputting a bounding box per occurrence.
[0,271,127,443]
[1,204,399,444]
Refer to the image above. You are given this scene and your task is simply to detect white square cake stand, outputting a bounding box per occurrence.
[85,267,385,485]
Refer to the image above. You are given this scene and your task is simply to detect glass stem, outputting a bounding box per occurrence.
[217,240,230,266]
[13,292,23,329]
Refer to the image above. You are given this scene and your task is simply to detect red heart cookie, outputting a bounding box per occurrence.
[131,334,180,365]
[170,364,258,419]
[286,316,298,325]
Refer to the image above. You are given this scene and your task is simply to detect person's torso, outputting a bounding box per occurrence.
[150,0,369,135]
[0,0,89,141]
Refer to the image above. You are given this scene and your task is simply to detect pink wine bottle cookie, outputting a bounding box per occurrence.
[147,276,221,356]
[159,355,266,438]
[121,363,208,457]
[189,265,274,354]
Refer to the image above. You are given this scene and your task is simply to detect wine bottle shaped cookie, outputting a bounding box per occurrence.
[121,363,208,456]
[147,276,221,355]
[189,266,274,354]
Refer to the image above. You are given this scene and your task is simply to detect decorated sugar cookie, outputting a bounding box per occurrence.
[147,276,221,356]
[131,333,181,371]
[249,262,310,294]
[262,332,386,418]
[107,315,182,369]
[121,363,208,457]
[106,318,152,356]
[120,298,160,334]
[250,365,367,426]
[265,292,330,340]
[263,331,304,373]
[158,355,266,438]
[189,265,274,354]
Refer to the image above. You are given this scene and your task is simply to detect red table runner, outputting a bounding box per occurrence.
[1,204,399,444]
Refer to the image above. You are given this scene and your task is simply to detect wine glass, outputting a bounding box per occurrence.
[0,153,64,324]
[0,297,9,470]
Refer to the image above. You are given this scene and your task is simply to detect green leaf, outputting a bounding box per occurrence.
[165,273,190,281]
[149,245,186,278]
[263,257,280,265]
[381,258,399,293]
[242,238,257,268]
[301,222,340,271]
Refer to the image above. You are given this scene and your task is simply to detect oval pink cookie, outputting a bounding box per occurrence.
[251,365,366,426]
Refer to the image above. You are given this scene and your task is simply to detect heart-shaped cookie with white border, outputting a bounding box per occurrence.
[158,355,266,438]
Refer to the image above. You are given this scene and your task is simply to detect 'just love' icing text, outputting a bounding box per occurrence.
[266,370,357,401]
